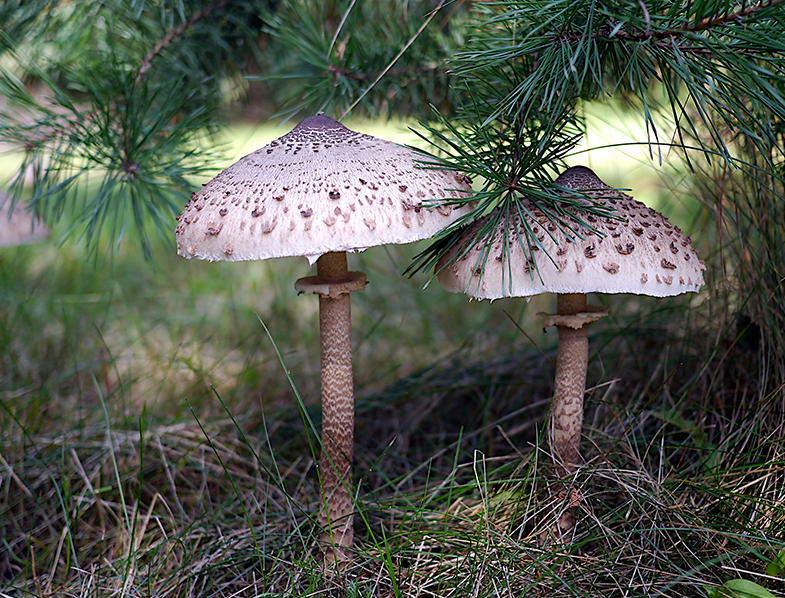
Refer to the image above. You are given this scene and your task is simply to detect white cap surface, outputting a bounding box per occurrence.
[0,193,50,249]
[175,115,474,263]
[437,166,706,299]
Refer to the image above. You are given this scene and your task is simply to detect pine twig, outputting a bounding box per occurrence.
[589,0,783,44]
[340,0,446,119]
[136,0,233,85]
[654,0,781,39]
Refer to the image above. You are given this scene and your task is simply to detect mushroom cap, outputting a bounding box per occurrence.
[175,115,474,263]
[437,166,706,300]
[0,193,50,249]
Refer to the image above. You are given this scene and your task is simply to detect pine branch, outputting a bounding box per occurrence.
[262,0,472,119]
[136,0,234,84]
[0,0,257,262]
[340,0,446,118]
[615,0,783,42]
[543,0,785,59]
[404,99,589,276]
[325,63,446,83]
[450,0,785,166]
[403,0,785,279]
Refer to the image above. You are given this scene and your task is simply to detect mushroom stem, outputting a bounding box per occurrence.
[316,251,355,562]
[550,292,589,478]
[540,293,607,536]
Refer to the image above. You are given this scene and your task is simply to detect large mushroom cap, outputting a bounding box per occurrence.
[437,166,706,300]
[175,115,474,263]
[0,193,50,249]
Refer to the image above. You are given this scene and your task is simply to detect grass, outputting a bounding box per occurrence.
[2,116,785,597]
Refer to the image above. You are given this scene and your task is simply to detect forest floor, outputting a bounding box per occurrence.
[1,119,783,597]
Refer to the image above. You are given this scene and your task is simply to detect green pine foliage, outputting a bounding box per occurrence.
[262,0,473,119]
[1,0,269,261]
[413,0,785,261]
[5,0,783,264]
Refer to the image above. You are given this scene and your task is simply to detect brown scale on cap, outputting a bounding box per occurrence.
[437,165,705,299]
[176,115,474,264]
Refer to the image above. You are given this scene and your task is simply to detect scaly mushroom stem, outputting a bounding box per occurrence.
[540,294,608,536]
[316,251,355,563]
[550,293,589,477]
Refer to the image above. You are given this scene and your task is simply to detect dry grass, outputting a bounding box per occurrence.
[2,128,785,596]
[2,241,784,596]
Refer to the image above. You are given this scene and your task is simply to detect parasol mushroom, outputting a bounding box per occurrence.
[436,165,705,531]
[175,114,473,563]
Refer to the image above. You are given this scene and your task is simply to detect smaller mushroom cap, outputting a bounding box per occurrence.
[437,166,706,300]
[175,115,474,263]
[0,193,50,249]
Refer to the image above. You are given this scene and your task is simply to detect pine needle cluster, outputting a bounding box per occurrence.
[1,0,268,261]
